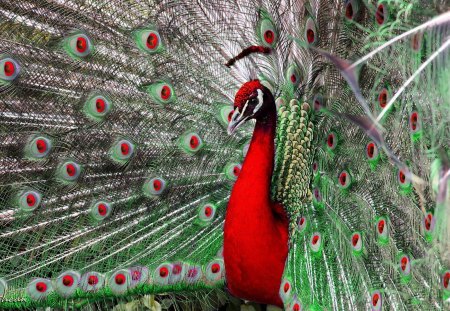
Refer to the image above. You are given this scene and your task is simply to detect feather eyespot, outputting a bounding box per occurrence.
[279,279,292,302]
[64,33,92,58]
[129,266,149,287]
[376,217,389,243]
[298,216,307,232]
[259,15,278,47]
[286,64,301,88]
[351,232,363,253]
[205,260,224,283]
[108,269,131,294]
[185,265,202,283]
[180,132,203,154]
[224,163,242,180]
[18,190,41,211]
[91,201,112,221]
[375,3,388,25]
[424,212,435,233]
[198,203,216,224]
[134,28,163,54]
[26,135,52,159]
[378,88,388,108]
[338,170,351,189]
[326,132,338,150]
[0,57,20,81]
[442,271,450,290]
[27,278,53,300]
[145,81,176,104]
[366,141,379,160]
[111,139,135,162]
[58,161,81,182]
[55,271,80,297]
[399,254,411,276]
[84,95,112,119]
[305,18,318,45]
[409,111,421,133]
[313,93,324,111]
[371,290,382,311]
[80,272,104,292]
[397,167,411,189]
[310,232,322,252]
[143,177,167,196]
[154,263,172,285]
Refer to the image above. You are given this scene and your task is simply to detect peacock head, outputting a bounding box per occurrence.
[227,80,273,134]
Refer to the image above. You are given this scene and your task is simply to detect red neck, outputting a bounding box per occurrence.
[224,96,288,306]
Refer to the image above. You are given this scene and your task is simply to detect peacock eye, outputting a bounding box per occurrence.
[351,232,363,254]
[312,161,319,174]
[145,81,176,104]
[185,264,202,284]
[198,203,216,224]
[371,290,382,311]
[409,111,421,133]
[313,93,325,111]
[259,15,277,47]
[80,272,104,292]
[18,190,42,212]
[305,17,318,45]
[423,212,435,234]
[377,87,390,110]
[338,170,352,189]
[286,64,301,88]
[365,141,379,160]
[142,177,167,197]
[25,135,52,159]
[411,32,423,52]
[279,279,292,303]
[344,0,361,20]
[224,162,241,181]
[397,167,411,189]
[108,269,131,295]
[84,95,112,120]
[288,297,302,311]
[310,232,322,253]
[398,254,411,277]
[218,105,234,128]
[154,263,172,285]
[27,278,53,300]
[326,131,338,150]
[63,33,93,58]
[58,161,81,182]
[375,2,389,26]
[134,28,164,54]
[442,271,450,291]
[313,187,322,202]
[54,270,80,297]
[376,217,389,243]
[179,132,204,154]
[110,139,135,162]
[90,201,112,221]
[129,266,149,287]
[205,259,224,283]
[0,57,20,82]
[298,216,307,232]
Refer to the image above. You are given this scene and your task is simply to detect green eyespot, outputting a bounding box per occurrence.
[25,135,52,159]
[286,64,301,88]
[376,216,389,244]
[57,161,82,183]
[0,56,20,82]
[63,32,93,59]
[305,17,318,45]
[351,232,363,255]
[257,11,277,47]
[224,162,241,181]
[134,27,164,54]
[84,94,112,120]
[217,105,234,128]
[178,132,204,154]
[197,203,217,225]
[18,189,42,212]
[110,139,135,163]
[142,176,167,197]
[145,81,176,104]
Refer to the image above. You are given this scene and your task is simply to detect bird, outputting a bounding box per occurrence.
[0,0,449,310]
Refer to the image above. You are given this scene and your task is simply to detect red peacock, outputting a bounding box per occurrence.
[0,0,449,310]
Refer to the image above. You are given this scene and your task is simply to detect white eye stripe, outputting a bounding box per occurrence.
[241,100,249,116]
[254,89,264,113]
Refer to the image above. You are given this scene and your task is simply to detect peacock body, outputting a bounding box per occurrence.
[0,0,449,310]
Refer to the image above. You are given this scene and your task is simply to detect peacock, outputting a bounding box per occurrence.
[0,0,449,310]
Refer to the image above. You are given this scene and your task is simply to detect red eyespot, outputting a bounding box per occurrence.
[410,112,419,131]
[284,282,290,293]
[293,303,300,311]
[352,234,359,246]
[312,162,318,173]
[233,165,241,176]
[153,179,162,191]
[398,170,406,184]
[96,98,105,113]
[187,268,197,278]
[121,143,130,155]
[378,220,385,234]
[376,4,385,25]
[98,204,107,216]
[115,273,126,285]
[36,282,47,293]
[367,142,375,158]
[161,85,171,100]
[443,272,450,289]
[211,263,220,273]
[204,206,212,217]
[424,213,433,231]
[62,275,74,287]
[189,136,199,149]
[36,139,47,153]
[314,188,321,201]
[88,275,98,285]
[345,3,354,19]
[76,37,88,53]
[132,270,141,281]
[264,30,275,44]
[26,193,36,206]
[4,61,15,77]
[327,134,334,147]
[290,74,297,83]
[66,163,76,177]
[314,100,321,111]
[172,264,182,275]
[306,29,315,43]
[400,256,408,271]
[146,33,159,49]
[227,111,233,122]
[339,172,347,186]
[378,89,387,108]
[312,235,319,245]
[372,292,380,306]
[159,267,168,278]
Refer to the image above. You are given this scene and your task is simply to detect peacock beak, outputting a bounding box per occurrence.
[227,107,249,135]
